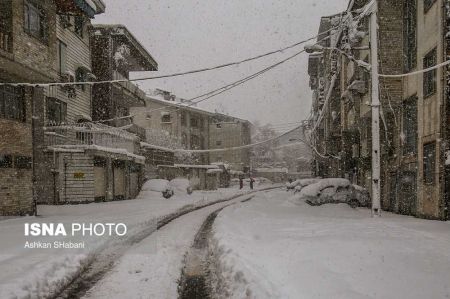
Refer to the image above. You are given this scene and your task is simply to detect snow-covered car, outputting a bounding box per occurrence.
[286,178,320,192]
[142,179,174,199]
[169,178,193,195]
[300,178,370,208]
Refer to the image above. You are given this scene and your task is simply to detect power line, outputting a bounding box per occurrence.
[94,44,312,124]
[0,28,337,88]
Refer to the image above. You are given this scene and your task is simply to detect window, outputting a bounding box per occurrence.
[161,113,171,123]
[423,142,436,184]
[424,0,436,12]
[423,48,437,98]
[216,140,222,146]
[74,16,84,37]
[75,68,87,91]
[0,1,13,52]
[15,156,32,169]
[0,85,25,122]
[190,117,199,128]
[0,154,12,168]
[404,0,417,71]
[403,96,418,155]
[46,97,67,125]
[57,40,67,74]
[23,1,48,42]
[191,134,200,149]
[181,112,186,126]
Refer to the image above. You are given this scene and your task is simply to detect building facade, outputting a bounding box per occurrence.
[308,0,450,220]
[0,0,57,215]
[35,1,148,204]
[208,114,251,172]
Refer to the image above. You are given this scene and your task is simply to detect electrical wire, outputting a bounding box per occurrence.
[0,27,339,88]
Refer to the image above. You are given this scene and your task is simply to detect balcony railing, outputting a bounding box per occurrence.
[44,123,138,155]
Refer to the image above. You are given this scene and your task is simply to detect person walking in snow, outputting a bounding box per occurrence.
[239,177,244,189]
[250,177,255,190]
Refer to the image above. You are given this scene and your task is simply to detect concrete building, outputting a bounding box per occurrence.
[132,96,212,172]
[0,0,57,215]
[308,0,450,220]
[208,114,251,172]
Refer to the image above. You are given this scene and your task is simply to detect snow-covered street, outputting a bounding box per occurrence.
[0,184,270,299]
[210,189,450,299]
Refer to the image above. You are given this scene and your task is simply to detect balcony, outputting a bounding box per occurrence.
[44,123,139,157]
[112,70,146,101]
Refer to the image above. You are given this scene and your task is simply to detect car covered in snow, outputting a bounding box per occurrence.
[169,178,193,195]
[286,178,320,192]
[142,179,174,199]
[300,178,370,208]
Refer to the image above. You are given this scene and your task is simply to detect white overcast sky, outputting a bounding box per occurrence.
[94,0,348,128]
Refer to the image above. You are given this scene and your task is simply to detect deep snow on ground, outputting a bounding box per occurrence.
[82,194,254,299]
[211,189,450,299]
[0,185,261,299]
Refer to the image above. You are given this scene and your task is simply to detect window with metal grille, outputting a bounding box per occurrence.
[423,142,436,184]
[46,97,67,125]
[23,0,48,43]
[404,0,417,71]
[424,0,436,12]
[74,15,84,37]
[0,85,25,122]
[15,156,32,169]
[0,154,12,168]
[403,96,418,155]
[423,48,437,98]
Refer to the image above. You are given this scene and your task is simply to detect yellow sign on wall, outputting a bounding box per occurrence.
[74,172,85,179]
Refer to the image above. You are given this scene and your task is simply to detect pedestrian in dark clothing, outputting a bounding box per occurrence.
[250,177,255,190]
[239,177,244,189]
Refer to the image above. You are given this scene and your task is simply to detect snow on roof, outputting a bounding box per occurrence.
[206,168,223,174]
[174,164,220,169]
[255,168,289,173]
[53,145,145,164]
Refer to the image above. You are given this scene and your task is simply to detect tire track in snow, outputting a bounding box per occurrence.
[52,186,280,299]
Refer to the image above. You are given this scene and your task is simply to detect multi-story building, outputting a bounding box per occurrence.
[35,1,149,204]
[90,24,158,128]
[308,0,450,220]
[132,95,212,172]
[0,0,57,215]
[208,114,251,172]
[132,95,252,176]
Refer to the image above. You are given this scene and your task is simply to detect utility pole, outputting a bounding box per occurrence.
[370,1,381,217]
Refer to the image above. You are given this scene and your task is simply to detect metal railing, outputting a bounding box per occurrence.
[44,123,138,154]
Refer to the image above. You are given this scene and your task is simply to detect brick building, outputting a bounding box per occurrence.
[0,0,57,215]
[308,0,450,220]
